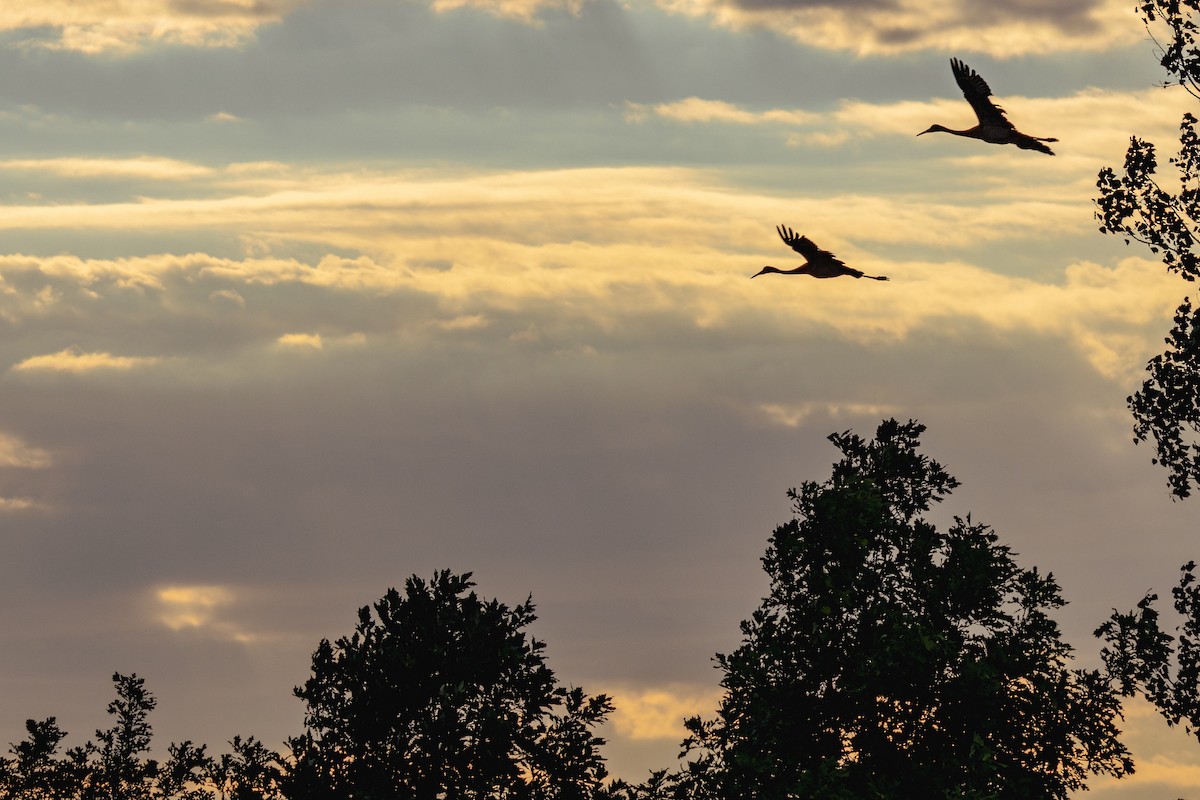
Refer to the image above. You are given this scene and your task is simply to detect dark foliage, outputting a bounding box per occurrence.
[0,717,81,799]
[0,674,283,800]
[1096,1,1200,498]
[623,420,1132,800]
[285,569,613,800]
[1097,560,1200,742]
[1139,0,1200,99]
[90,672,158,800]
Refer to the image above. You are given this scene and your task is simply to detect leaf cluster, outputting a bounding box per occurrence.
[1098,560,1200,741]
[1140,0,1200,98]
[1096,105,1200,496]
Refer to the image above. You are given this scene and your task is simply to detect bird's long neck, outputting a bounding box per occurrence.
[925,123,975,137]
[754,265,807,278]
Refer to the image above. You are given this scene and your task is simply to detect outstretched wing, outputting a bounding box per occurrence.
[777,225,845,267]
[950,58,1012,130]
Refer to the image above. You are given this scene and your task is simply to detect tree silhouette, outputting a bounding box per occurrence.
[89,672,159,800]
[284,569,613,800]
[1097,560,1200,744]
[1095,0,1200,498]
[208,736,283,800]
[1136,0,1200,100]
[626,420,1132,799]
[0,674,284,800]
[0,717,82,799]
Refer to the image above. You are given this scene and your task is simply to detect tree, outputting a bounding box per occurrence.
[1095,1,1200,498]
[284,570,614,800]
[89,672,159,800]
[0,674,284,800]
[639,420,1132,799]
[1096,560,1200,744]
[207,736,283,800]
[155,740,214,800]
[0,717,83,799]
[1134,0,1200,100]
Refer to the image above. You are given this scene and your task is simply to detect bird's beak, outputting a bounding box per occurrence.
[751,267,766,278]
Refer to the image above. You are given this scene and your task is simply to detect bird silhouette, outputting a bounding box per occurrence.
[918,58,1057,155]
[752,225,888,281]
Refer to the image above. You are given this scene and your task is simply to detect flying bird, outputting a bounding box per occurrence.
[918,58,1057,155]
[752,225,888,281]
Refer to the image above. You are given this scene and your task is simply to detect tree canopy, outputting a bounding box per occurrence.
[285,569,613,800]
[627,420,1132,800]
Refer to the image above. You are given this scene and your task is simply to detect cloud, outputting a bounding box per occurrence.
[0,153,1122,254]
[629,86,1195,164]
[0,157,214,181]
[1087,699,1200,797]
[0,155,1180,383]
[608,685,722,740]
[653,0,1141,56]
[11,347,160,374]
[626,98,816,127]
[0,433,52,469]
[154,585,256,643]
[0,497,42,511]
[276,332,324,349]
[0,0,591,53]
[429,0,583,22]
[757,402,903,428]
[0,1,301,54]
[210,288,247,307]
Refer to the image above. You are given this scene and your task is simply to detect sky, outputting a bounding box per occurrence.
[0,0,1199,796]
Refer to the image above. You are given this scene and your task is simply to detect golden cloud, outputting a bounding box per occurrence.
[0,497,42,511]
[607,684,723,740]
[277,332,324,350]
[0,158,1107,252]
[758,402,903,429]
[0,157,214,181]
[11,347,160,374]
[626,98,816,126]
[1088,698,1200,796]
[0,433,52,469]
[275,331,367,351]
[654,0,1140,56]
[430,0,582,21]
[0,1,301,53]
[630,86,1195,166]
[154,585,256,643]
[0,156,1181,382]
[157,585,234,629]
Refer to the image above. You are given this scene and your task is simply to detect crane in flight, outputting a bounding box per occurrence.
[918,58,1057,155]
[752,225,888,281]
